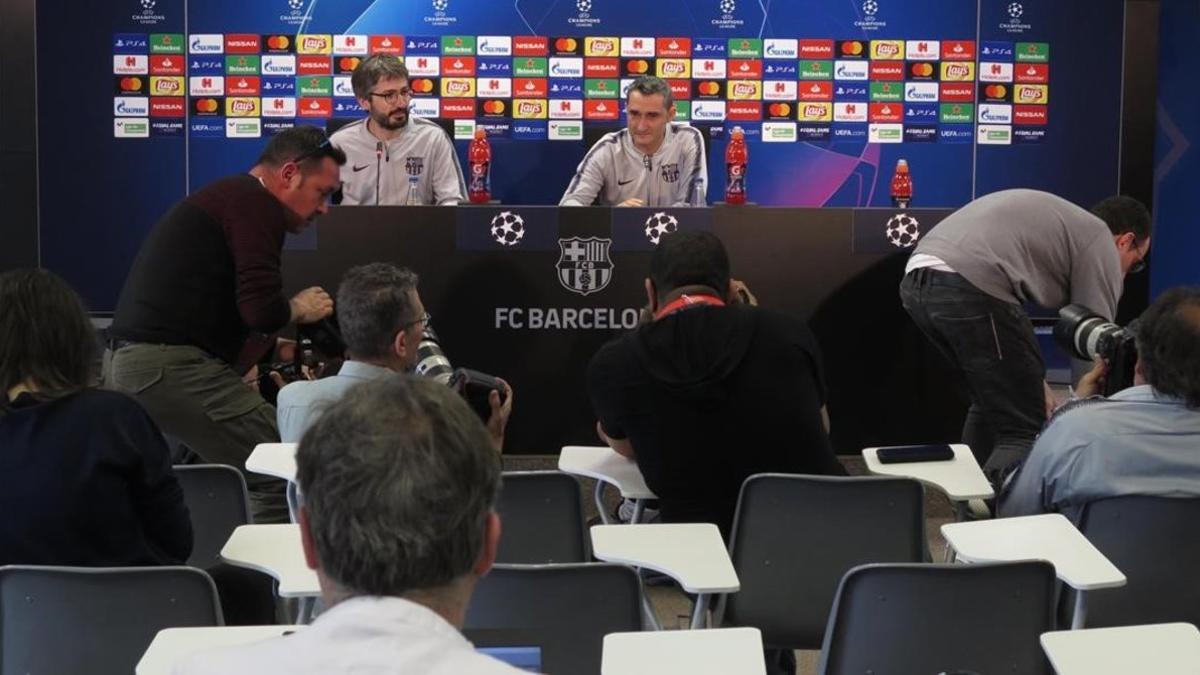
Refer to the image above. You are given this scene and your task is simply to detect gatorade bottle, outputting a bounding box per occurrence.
[890,158,913,208]
[468,128,492,204]
[725,126,748,205]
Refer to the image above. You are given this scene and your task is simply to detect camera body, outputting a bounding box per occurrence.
[448,368,506,422]
[1052,304,1138,396]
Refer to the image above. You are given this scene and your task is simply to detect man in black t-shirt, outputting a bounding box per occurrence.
[587,231,845,541]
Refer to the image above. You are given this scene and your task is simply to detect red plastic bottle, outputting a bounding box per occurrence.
[724,126,748,205]
[468,128,491,204]
[890,158,912,208]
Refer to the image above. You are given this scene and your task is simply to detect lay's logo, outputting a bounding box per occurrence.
[801,103,832,121]
[226,97,260,116]
[515,100,547,118]
[585,38,617,56]
[661,61,686,76]
[941,62,974,81]
[731,81,758,98]
[299,35,332,54]
[872,41,902,59]
[1015,84,1048,103]
[445,79,472,95]
[150,77,184,96]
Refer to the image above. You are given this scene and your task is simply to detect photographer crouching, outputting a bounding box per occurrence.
[276,263,513,448]
[999,287,1200,519]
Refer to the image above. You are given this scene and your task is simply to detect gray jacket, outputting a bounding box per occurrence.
[330,117,467,206]
[560,123,707,207]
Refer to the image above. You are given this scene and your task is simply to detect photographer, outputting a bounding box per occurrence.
[276,263,512,449]
[1000,287,1200,519]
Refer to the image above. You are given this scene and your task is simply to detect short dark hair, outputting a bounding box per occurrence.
[1091,195,1152,242]
[336,263,420,360]
[627,75,673,109]
[0,269,97,406]
[649,231,731,298]
[255,125,346,170]
[1135,287,1200,408]
[296,375,501,598]
[351,54,410,100]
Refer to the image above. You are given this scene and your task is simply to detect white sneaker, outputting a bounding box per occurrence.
[617,498,660,523]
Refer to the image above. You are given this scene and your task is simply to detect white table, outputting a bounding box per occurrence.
[221,524,321,622]
[591,523,739,629]
[862,444,993,520]
[602,627,766,675]
[246,442,300,521]
[558,446,657,524]
[136,625,302,675]
[1041,623,1200,674]
[942,513,1126,629]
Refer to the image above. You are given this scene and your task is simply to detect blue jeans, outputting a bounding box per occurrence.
[899,269,1046,482]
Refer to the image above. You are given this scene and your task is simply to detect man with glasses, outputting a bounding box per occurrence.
[107,126,345,523]
[899,189,1152,482]
[331,55,467,205]
[277,263,512,449]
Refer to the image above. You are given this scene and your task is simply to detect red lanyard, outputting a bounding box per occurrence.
[653,293,726,320]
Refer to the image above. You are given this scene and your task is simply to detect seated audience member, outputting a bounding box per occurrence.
[276,263,512,447]
[0,268,191,566]
[1000,287,1200,520]
[175,376,527,674]
[587,231,845,541]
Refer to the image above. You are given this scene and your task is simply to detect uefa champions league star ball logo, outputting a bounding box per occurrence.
[644,212,679,245]
[490,211,526,246]
[719,0,736,15]
[885,213,921,248]
[432,0,449,11]
[140,0,155,9]
[861,0,878,17]
[576,0,592,13]
[1007,2,1023,19]
[287,0,304,9]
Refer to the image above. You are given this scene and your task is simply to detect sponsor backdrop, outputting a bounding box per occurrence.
[41,0,1125,310]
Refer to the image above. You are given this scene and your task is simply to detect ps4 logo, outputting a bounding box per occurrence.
[764,63,797,76]
[693,39,727,54]
[980,42,1014,58]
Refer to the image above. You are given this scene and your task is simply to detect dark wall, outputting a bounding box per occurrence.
[0,0,39,273]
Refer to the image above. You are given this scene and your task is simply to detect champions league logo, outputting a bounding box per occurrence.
[712,0,744,29]
[425,0,457,26]
[280,0,306,27]
[1001,1,1032,32]
[133,0,166,26]
[557,238,613,296]
[885,213,921,248]
[569,0,601,28]
[489,211,526,246]
[644,212,679,245]
[854,0,887,30]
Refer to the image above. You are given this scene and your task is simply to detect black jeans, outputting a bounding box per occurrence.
[899,269,1046,482]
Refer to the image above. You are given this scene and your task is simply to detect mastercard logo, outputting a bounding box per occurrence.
[339,57,361,72]
[840,41,864,56]
[266,35,290,50]
[119,76,144,92]
[910,62,934,77]
[696,81,720,95]
[411,78,435,93]
[555,38,578,52]
[193,98,219,113]
[768,103,791,117]
[481,100,506,114]
[985,84,1008,98]
[625,59,650,74]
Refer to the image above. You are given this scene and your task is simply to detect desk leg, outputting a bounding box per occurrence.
[594,480,612,525]
[954,501,968,522]
[297,596,315,624]
[286,481,299,524]
[631,499,645,524]
[1071,591,1088,630]
[641,591,662,631]
[690,593,709,629]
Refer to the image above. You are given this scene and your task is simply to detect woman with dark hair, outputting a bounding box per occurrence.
[0,269,191,565]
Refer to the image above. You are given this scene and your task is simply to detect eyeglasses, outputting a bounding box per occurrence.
[398,311,432,331]
[368,88,412,104]
[1129,238,1150,275]
[290,138,333,165]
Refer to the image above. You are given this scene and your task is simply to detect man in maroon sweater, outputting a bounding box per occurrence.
[107,126,343,523]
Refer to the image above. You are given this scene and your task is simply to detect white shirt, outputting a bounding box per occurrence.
[276,361,395,442]
[172,596,531,675]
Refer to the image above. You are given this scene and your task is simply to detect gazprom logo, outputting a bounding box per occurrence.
[834,60,868,80]
[978,103,1012,123]
[904,83,937,101]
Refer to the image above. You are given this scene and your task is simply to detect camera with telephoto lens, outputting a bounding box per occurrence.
[1052,304,1138,396]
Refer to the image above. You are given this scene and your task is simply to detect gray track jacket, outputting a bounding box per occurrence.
[330,117,467,206]
[560,123,708,207]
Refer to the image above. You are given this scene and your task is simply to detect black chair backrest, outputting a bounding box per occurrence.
[818,562,1057,675]
[174,465,251,569]
[1072,495,1200,627]
[723,473,926,649]
[0,565,222,675]
[464,563,642,675]
[495,472,587,564]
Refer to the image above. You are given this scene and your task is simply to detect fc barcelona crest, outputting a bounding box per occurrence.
[556,237,613,296]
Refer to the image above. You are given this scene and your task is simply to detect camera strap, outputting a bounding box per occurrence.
[653,293,726,321]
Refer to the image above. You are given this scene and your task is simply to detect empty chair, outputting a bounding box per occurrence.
[818,561,1057,675]
[719,474,927,651]
[174,465,276,625]
[495,471,587,564]
[0,565,222,675]
[1068,495,1200,627]
[465,563,642,675]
